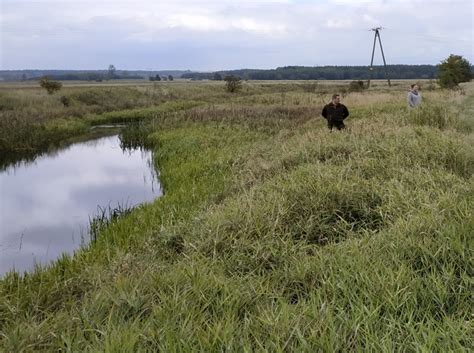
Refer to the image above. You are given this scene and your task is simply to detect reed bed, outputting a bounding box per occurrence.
[0,80,472,352]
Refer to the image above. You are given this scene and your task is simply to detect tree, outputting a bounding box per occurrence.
[213,72,222,81]
[438,54,472,89]
[168,75,174,81]
[224,75,242,93]
[39,77,62,94]
[108,64,117,79]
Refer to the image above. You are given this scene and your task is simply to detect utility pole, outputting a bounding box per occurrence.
[368,27,391,88]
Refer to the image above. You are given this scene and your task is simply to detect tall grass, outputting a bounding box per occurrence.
[89,203,134,243]
[0,81,472,351]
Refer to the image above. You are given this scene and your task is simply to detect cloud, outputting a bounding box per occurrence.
[325,19,354,29]
[1,0,472,69]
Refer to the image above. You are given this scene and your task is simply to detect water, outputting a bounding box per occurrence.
[0,133,161,276]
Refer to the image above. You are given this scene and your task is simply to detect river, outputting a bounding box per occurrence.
[0,132,161,276]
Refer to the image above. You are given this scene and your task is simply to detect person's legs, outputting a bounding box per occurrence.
[327,119,334,131]
[334,120,345,130]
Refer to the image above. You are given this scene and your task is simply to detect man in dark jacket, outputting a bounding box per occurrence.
[321,94,350,131]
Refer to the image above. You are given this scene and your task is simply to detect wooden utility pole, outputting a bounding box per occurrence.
[368,27,391,88]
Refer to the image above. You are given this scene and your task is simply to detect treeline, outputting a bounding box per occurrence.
[3,65,473,82]
[0,70,192,82]
[182,65,444,80]
[28,72,144,81]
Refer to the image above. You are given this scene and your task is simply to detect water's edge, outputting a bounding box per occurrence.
[0,129,161,276]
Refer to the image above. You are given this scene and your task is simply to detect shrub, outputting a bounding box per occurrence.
[224,75,242,93]
[438,54,472,89]
[39,77,62,94]
[59,96,70,107]
[348,80,366,92]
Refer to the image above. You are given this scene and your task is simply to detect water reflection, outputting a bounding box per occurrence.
[0,134,161,276]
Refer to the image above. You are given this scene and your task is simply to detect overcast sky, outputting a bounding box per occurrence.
[1,0,472,71]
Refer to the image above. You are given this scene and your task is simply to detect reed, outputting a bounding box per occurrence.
[0,80,472,352]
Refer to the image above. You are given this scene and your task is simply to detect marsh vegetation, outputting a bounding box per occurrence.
[0,79,472,351]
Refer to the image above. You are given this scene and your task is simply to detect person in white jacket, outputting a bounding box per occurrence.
[407,84,422,108]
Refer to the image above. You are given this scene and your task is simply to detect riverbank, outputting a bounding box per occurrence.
[0,81,473,351]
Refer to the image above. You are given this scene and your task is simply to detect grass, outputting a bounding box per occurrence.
[0,80,473,351]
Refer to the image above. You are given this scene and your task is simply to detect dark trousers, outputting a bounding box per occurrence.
[327,119,345,131]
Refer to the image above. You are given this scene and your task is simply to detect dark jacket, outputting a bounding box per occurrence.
[321,103,349,122]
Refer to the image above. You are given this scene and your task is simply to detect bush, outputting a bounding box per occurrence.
[224,75,242,93]
[438,54,472,89]
[59,96,70,107]
[348,80,366,92]
[149,75,161,82]
[39,77,62,94]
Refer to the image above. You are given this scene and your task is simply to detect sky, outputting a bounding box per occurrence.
[0,0,472,71]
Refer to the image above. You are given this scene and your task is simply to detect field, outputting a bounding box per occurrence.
[0,79,473,351]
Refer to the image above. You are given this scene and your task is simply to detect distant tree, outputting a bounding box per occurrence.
[108,64,117,79]
[168,75,174,81]
[182,65,439,81]
[155,74,161,81]
[21,73,27,81]
[213,72,223,81]
[39,77,62,94]
[224,75,242,93]
[438,54,472,89]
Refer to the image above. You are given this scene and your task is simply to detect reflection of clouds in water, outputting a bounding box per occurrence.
[71,183,155,209]
[0,223,86,276]
[0,134,161,275]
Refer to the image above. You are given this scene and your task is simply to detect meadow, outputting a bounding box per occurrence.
[0,79,472,351]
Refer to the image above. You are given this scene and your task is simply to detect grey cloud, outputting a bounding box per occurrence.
[1,0,472,70]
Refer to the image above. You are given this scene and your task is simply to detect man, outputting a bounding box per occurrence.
[407,84,422,108]
[321,94,350,131]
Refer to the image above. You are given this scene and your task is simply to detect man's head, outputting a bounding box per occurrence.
[332,94,341,104]
[410,84,419,91]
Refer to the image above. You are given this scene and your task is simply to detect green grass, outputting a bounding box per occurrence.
[0,99,204,169]
[0,81,473,351]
